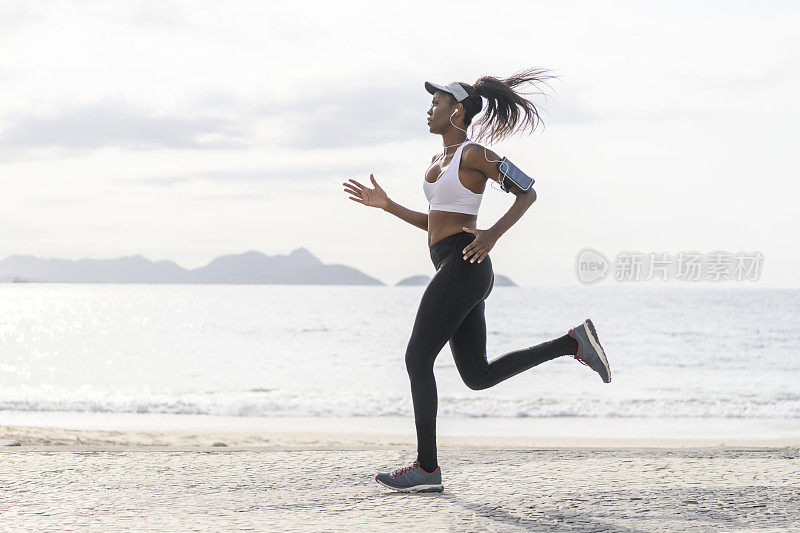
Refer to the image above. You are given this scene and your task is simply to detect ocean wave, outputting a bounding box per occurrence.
[1,385,798,419]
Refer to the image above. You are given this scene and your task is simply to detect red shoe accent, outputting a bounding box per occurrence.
[391,461,440,476]
[391,461,419,477]
[568,328,592,367]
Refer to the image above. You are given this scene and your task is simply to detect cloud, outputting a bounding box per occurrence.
[712,66,796,93]
[0,83,427,153]
[23,195,97,207]
[122,163,386,187]
[266,84,427,150]
[0,1,41,32]
[0,101,251,150]
[268,82,606,148]
[543,99,602,125]
[544,96,727,125]
[3,78,716,159]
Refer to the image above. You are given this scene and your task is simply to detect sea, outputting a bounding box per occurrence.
[1,284,798,439]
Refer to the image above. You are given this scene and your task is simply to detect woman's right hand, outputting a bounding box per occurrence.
[342,174,389,210]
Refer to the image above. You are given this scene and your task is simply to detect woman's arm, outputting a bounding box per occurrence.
[462,188,536,263]
[383,199,428,231]
[464,144,537,237]
[488,188,536,238]
[459,146,538,263]
[343,174,428,231]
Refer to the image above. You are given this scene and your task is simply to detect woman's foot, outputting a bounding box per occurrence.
[568,318,611,383]
[375,461,443,492]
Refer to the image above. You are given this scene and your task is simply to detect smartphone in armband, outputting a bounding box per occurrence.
[497,157,535,193]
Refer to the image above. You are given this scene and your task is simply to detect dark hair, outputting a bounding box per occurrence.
[449,67,557,145]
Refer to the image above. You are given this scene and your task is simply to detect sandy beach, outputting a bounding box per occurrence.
[3,422,800,449]
[2,425,799,531]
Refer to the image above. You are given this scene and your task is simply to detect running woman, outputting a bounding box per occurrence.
[342,69,611,493]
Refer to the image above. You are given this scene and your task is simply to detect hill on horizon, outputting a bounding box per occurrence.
[0,248,384,285]
[396,273,517,287]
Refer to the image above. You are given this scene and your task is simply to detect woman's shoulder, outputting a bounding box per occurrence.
[463,142,501,166]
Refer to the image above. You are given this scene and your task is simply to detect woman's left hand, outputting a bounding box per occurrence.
[461,227,499,263]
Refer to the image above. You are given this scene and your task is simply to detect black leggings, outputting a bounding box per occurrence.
[405,231,578,472]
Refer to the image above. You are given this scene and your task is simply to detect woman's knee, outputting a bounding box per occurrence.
[405,340,433,377]
[461,373,491,391]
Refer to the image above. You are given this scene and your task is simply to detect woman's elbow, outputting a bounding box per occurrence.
[520,188,536,204]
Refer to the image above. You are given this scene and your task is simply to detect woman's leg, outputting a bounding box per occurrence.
[405,246,492,473]
[449,300,579,390]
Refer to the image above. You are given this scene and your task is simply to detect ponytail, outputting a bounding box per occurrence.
[454,67,557,145]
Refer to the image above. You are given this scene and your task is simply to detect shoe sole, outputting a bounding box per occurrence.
[375,477,444,493]
[584,319,611,383]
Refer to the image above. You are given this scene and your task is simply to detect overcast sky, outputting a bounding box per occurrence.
[1,0,798,287]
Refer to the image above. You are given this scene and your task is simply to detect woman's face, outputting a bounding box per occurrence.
[427,90,458,133]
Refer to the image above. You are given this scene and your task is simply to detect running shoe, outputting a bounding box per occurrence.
[568,318,611,383]
[375,461,443,493]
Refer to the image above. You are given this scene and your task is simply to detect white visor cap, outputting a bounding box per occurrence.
[425,81,469,102]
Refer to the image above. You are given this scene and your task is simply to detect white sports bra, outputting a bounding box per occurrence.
[423,141,483,215]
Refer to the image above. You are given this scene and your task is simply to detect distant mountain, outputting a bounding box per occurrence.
[493,275,517,287]
[396,274,518,287]
[0,275,38,283]
[0,254,187,283]
[0,249,383,285]
[186,248,325,284]
[396,275,431,286]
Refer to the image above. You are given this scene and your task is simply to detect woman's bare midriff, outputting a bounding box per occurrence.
[424,144,489,247]
[428,210,477,248]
